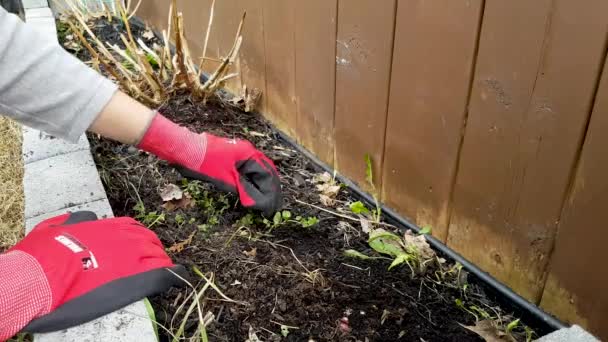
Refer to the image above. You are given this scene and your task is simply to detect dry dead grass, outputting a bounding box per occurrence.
[0,117,24,251]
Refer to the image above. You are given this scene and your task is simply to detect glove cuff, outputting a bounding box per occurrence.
[0,250,52,340]
[136,112,207,170]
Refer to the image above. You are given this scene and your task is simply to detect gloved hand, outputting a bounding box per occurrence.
[0,211,186,340]
[137,112,282,216]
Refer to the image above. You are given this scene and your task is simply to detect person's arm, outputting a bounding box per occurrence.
[0,7,123,142]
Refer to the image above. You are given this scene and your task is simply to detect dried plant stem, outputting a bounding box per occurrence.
[127,0,142,19]
[198,0,216,78]
[116,0,135,46]
[200,11,246,94]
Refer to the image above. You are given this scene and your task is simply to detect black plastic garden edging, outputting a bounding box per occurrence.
[129,14,567,335]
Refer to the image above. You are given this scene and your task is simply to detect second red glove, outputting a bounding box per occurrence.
[0,211,185,339]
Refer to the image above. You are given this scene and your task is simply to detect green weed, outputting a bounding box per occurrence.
[180,179,230,231]
[134,201,165,227]
[455,298,535,341]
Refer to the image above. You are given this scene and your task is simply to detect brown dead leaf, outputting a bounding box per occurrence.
[142,29,155,40]
[459,320,511,342]
[359,218,371,234]
[230,86,262,113]
[313,172,333,184]
[167,231,196,253]
[319,194,335,206]
[244,87,262,113]
[243,248,257,258]
[160,184,183,202]
[316,183,340,197]
[403,230,436,260]
[313,172,341,206]
[162,192,195,211]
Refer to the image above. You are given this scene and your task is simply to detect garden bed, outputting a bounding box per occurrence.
[59,10,548,342]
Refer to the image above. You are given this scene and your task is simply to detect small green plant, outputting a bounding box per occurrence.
[56,20,71,42]
[237,213,256,227]
[349,201,369,215]
[133,201,165,227]
[280,325,290,337]
[180,179,231,231]
[364,154,382,222]
[506,318,520,335]
[456,298,535,341]
[296,215,319,228]
[264,210,319,230]
[367,229,436,276]
[143,298,159,341]
[343,249,371,260]
[418,226,432,235]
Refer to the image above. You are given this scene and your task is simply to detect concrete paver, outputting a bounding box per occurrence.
[535,325,599,342]
[23,149,107,218]
[22,0,48,9]
[36,301,157,342]
[22,127,89,164]
[25,198,113,233]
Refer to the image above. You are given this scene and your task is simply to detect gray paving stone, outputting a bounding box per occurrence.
[535,325,599,342]
[23,149,106,218]
[22,0,48,9]
[24,7,53,18]
[22,127,89,164]
[36,301,158,342]
[25,17,57,42]
[25,198,113,233]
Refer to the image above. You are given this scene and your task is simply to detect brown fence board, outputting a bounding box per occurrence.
[294,0,338,166]
[334,0,396,192]
[137,0,170,33]
[540,54,608,340]
[447,0,608,302]
[262,0,297,136]
[205,0,266,98]
[381,0,482,242]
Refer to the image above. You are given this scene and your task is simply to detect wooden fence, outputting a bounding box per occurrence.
[137,0,608,338]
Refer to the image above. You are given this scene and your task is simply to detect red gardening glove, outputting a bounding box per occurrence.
[137,113,282,216]
[0,212,185,340]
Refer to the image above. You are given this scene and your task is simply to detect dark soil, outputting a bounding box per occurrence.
[59,15,539,342]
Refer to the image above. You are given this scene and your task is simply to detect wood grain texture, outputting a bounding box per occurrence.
[293,0,338,166]
[334,0,396,192]
[203,0,266,97]
[540,55,608,341]
[136,0,170,32]
[262,0,297,136]
[381,0,482,242]
[447,0,608,302]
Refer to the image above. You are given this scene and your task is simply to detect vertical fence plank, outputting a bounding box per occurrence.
[202,0,266,98]
[381,0,482,242]
[334,0,396,192]
[179,0,216,72]
[294,0,338,166]
[447,0,608,302]
[540,55,608,340]
[262,0,297,136]
[137,0,170,32]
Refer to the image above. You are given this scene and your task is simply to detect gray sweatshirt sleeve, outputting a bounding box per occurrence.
[0,7,118,142]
